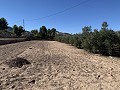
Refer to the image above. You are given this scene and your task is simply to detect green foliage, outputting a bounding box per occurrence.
[80,23,120,56]
[31,29,40,39]
[98,29,120,55]
[0,29,8,34]
[102,21,108,30]
[73,34,82,48]
[55,22,120,57]
[55,34,82,49]
[30,26,56,40]
[69,36,74,45]
[39,26,56,40]
[0,17,8,30]
[13,25,24,36]
[40,26,47,39]
[50,28,56,39]
[31,29,39,35]
[82,26,92,33]
[47,28,56,39]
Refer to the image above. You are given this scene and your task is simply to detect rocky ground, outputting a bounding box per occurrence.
[0,41,120,90]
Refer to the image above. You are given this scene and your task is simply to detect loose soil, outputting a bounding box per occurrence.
[0,41,120,90]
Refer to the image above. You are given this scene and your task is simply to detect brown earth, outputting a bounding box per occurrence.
[0,41,120,90]
[0,38,26,45]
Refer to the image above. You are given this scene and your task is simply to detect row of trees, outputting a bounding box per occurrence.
[0,17,56,39]
[55,22,120,57]
[0,17,25,37]
[31,26,56,40]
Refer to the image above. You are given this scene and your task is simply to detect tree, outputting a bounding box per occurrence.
[99,29,120,55]
[82,26,92,33]
[40,26,47,39]
[31,29,40,39]
[47,28,56,40]
[73,34,82,48]
[47,29,51,39]
[0,17,8,30]
[69,36,74,45]
[101,21,108,30]
[13,25,18,35]
[90,29,100,53]
[50,28,56,39]
[31,29,39,35]
[13,25,24,36]
[81,26,92,50]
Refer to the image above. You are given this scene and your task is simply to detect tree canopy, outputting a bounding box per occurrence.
[0,17,8,30]
[13,25,24,36]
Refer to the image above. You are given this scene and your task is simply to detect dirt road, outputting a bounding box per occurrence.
[0,41,120,90]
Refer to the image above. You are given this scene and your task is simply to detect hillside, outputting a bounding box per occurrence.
[0,41,120,90]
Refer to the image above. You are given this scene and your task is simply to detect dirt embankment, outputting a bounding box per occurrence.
[0,41,120,90]
[0,38,26,45]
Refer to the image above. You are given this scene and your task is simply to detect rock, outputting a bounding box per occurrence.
[2,68,5,70]
[11,85,15,89]
[28,80,35,84]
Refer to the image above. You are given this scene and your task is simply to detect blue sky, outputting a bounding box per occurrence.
[0,0,120,33]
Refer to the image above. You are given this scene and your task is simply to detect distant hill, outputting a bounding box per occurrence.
[56,31,71,36]
[7,26,13,32]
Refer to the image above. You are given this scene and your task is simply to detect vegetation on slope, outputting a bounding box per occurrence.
[55,22,120,57]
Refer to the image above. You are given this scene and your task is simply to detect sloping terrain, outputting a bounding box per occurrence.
[0,41,120,90]
[0,38,26,45]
